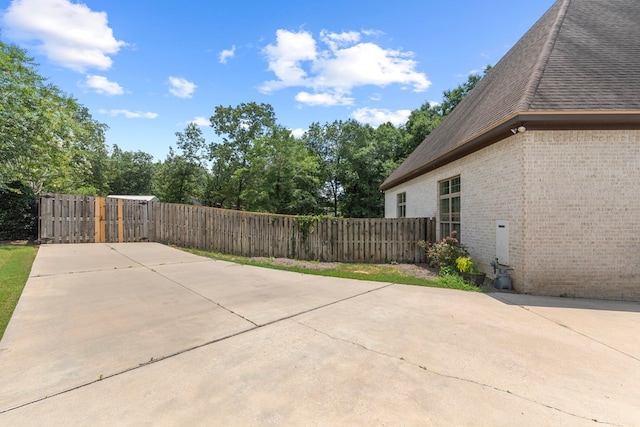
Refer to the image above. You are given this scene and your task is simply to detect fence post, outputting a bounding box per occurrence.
[117,198,124,243]
[94,197,106,243]
[36,195,436,262]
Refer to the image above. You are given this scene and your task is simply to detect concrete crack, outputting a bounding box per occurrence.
[0,325,258,414]
[1,274,393,414]
[30,265,144,278]
[492,294,640,364]
[106,244,259,327]
[294,320,623,426]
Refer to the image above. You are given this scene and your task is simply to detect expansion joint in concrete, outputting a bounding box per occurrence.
[294,320,621,426]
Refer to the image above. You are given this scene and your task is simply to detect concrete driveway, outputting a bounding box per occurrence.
[1,243,639,426]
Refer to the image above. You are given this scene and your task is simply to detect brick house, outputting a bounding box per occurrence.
[381,0,640,300]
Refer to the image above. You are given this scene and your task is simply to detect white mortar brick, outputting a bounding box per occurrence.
[522,130,640,300]
[385,130,640,300]
[385,135,525,286]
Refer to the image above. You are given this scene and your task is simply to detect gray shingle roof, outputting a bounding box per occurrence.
[382,0,640,190]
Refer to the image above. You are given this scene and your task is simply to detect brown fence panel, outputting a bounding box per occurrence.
[39,195,434,263]
[38,194,95,244]
[102,197,151,243]
[39,194,152,244]
[120,199,152,242]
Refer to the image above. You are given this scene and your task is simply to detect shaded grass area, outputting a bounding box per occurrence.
[0,245,38,340]
[185,248,479,292]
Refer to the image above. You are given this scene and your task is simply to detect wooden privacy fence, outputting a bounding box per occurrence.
[38,194,153,244]
[38,194,435,263]
[153,203,435,263]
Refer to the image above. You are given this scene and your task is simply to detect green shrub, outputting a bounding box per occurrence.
[435,273,475,290]
[419,230,468,271]
[0,182,37,241]
[455,256,481,273]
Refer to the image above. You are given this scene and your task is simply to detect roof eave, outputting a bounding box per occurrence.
[380,111,640,191]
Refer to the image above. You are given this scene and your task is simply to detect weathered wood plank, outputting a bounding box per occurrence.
[37,194,434,263]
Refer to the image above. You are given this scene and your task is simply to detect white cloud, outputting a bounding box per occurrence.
[315,42,429,91]
[219,45,235,64]
[295,91,353,107]
[189,116,210,127]
[260,29,430,107]
[351,108,411,127]
[361,29,384,37]
[1,0,125,72]
[84,75,124,96]
[290,128,306,138]
[99,109,158,119]
[429,101,440,108]
[320,29,360,51]
[260,29,317,93]
[168,76,196,98]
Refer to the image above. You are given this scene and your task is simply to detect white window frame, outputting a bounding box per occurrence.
[439,176,461,239]
[397,192,407,218]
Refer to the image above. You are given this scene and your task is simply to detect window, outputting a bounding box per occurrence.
[439,176,460,239]
[397,192,407,218]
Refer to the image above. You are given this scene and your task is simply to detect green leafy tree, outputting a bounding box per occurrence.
[154,149,204,204]
[303,119,394,217]
[403,103,443,161]
[0,181,37,240]
[154,124,208,203]
[302,121,346,216]
[353,122,409,216]
[439,66,490,116]
[337,120,402,218]
[251,126,321,214]
[108,145,155,195]
[0,40,43,188]
[0,39,109,194]
[208,102,276,210]
[403,67,490,161]
[67,106,110,195]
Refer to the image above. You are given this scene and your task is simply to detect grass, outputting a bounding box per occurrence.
[0,245,38,340]
[184,248,480,292]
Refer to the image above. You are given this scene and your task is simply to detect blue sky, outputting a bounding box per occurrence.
[0,0,555,161]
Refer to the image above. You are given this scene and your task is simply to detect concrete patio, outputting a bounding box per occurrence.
[1,243,639,425]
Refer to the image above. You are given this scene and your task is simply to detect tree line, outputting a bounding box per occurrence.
[1,38,487,221]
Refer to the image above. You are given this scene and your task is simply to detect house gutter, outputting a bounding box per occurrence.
[380,110,640,191]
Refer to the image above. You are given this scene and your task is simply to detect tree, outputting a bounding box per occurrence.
[403,103,443,160]
[335,120,404,218]
[154,124,208,203]
[0,39,109,194]
[302,121,345,216]
[208,102,276,210]
[302,119,395,217]
[0,181,37,240]
[335,120,376,217]
[251,126,321,214]
[67,105,110,195]
[402,67,490,161]
[1,40,41,188]
[108,145,155,195]
[439,66,490,116]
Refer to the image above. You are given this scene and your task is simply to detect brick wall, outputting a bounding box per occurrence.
[522,130,640,300]
[385,134,526,286]
[385,129,640,301]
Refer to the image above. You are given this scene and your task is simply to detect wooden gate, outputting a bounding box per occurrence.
[37,194,434,263]
[38,194,153,243]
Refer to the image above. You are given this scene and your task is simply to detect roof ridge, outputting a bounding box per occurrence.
[519,0,572,112]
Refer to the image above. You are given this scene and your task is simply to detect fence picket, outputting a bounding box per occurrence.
[38,194,434,263]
